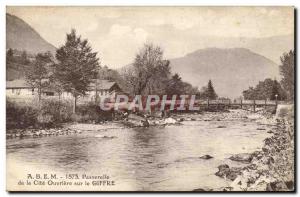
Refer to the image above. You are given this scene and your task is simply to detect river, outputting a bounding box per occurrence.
[7,113,272,191]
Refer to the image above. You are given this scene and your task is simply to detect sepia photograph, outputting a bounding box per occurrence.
[5,6,295,192]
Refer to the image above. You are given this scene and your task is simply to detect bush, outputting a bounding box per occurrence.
[6,99,38,129]
[6,98,73,129]
[76,102,113,122]
[6,98,115,129]
[39,99,73,124]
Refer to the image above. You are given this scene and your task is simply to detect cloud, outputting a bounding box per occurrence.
[98,24,149,67]
[109,24,132,36]
[86,22,99,32]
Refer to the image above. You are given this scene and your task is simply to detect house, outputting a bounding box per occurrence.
[6,79,34,98]
[6,79,56,99]
[84,79,124,102]
[6,79,124,103]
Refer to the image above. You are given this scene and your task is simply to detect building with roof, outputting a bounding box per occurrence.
[6,79,124,103]
[6,79,34,98]
[83,79,124,102]
[6,79,56,99]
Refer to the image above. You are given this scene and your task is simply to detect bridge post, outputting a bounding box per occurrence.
[275,95,278,112]
[253,99,256,113]
[240,99,243,109]
[207,98,210,110]
[264,99,267,110]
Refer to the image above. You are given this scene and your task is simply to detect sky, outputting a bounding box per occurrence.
[7,6,294,68]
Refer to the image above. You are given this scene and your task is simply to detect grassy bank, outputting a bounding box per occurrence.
[6,98,114,130]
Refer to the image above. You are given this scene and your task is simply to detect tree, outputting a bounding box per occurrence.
[279,50,294,101]
[270,80,286,100]
[242,78,286,100]
[21,51,30,65]
[166,73,185,96]
[146,60,171,95]
[120,66,139,95]
[25,52,53,102]
[54,29,99,113]
[207,80,218,100]
[243,87,258,100]
[199,86,209,99]
[6,48,13,62]
[132,43,167,95]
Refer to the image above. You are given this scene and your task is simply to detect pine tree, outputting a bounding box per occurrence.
[207,80,218,100]
[54,29,99,113]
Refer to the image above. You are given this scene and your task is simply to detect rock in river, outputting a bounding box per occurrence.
[229,153,253,163]
[164,117,178,124]
[199,155,213,160]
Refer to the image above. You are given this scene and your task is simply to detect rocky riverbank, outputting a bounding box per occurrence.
[6,127,82,138]
[200,105,295,192]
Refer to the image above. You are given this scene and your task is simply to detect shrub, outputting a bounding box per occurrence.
[6,99,38,129]
[6,98,114,129]
[76,102,113,122]
[39,99,73,124]
[6,98,73,129]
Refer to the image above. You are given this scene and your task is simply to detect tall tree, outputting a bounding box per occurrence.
[132,43,166,95]
[54,29,99,113]
[279,50,294,101]
[207,80,218,100]
[147,60,171,95]
[25,52,53,102]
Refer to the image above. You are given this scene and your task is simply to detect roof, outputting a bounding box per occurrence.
[88,80,120,91]
[6,79,32,89]
[97,80,117,90]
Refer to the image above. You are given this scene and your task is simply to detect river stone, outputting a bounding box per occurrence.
[215,164,242,181]
[164,117,177,124]
[215,164,230,178]
[226,167,243,181]
[217,125,226,128]
[266,181,290,191]
[229,153,253,163]
[200,155,213,160]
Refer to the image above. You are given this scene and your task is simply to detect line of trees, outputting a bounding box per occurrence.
[242,50,294,102]
[243,78,286,101]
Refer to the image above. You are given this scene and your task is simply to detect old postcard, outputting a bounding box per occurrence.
[6,6,295,192]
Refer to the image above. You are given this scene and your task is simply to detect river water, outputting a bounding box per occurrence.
[7,117,272,191]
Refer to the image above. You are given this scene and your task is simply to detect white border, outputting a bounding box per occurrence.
[0,1,298,197]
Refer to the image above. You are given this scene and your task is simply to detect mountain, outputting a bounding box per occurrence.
[6,13,56,55]
[170,48,280,98]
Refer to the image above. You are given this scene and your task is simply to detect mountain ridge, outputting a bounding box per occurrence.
[6,13,56,55]
[169,47,279,98]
